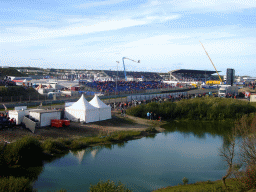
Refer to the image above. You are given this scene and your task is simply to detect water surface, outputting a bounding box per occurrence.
[34,127,228,192]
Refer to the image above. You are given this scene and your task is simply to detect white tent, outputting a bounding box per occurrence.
[65,94,99,123]
[89,95,111,121]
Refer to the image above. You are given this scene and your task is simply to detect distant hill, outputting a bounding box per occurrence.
[0,68,25,79]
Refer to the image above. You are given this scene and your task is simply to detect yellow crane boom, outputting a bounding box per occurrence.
[199,41,222,82]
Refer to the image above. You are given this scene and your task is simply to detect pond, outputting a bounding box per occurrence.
[33,122,231,192]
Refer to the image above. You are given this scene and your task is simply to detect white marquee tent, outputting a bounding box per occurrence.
[65,94,99,123]
[89,95,111,121]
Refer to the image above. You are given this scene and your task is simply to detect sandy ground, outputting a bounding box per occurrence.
[0,111,165,143]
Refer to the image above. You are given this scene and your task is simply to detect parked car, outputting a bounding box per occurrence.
[0,116,10,129]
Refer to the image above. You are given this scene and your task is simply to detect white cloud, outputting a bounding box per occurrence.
[145,0,256,12]
[0,13,179,43]
[74,0,127,9]
[1,0,256,75]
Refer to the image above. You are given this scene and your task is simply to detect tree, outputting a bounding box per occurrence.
[235,114,256,165]
[219,135,236,189]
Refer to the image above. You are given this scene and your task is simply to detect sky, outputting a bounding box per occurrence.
[0,0,256,76]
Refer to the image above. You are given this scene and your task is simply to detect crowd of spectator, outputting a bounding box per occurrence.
[80,80,173,93]
[108,93,191,110]
[246,82,256,90]
[103,71,162,81]
[108,93,194,121]
[0,76,16,86]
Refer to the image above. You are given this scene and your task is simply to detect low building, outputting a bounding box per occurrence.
[8,106,28,125]
[29,109,61,127]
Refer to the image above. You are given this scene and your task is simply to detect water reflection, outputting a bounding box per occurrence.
[70,150,85,164]
[70,146,104,164]
[145,134,157,139]
[162,120,233,139]
[117,141,126,148]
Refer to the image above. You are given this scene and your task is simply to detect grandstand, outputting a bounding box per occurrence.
[80,80,171,93]
[103,70,162,81]
[169,69,220,82]
[78,70,165,94]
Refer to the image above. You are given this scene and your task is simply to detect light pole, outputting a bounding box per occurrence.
[122,57,140,81]
[116,61,119,95]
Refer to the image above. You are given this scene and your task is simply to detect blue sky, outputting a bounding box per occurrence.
[0,0,256,76]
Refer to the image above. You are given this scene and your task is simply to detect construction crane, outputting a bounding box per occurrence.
[199,41,223,83]
[122,57,140,81]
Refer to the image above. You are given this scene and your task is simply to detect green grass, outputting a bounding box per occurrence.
[76,130,141,145]
[153,179,245,192]
[39,130,142,153]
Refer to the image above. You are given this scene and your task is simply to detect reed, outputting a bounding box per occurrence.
[127,97,256,121]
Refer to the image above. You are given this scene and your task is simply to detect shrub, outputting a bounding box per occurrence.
[238,92,245,98]
[182,177,189,185]
[242,165,256,190]
[4,136,43,167]
[0,176,33,192]
[0,143,6,167]
[88,180,132,192]
[127,98,256,121]
[42,139,68,154]
[126,105,145,118]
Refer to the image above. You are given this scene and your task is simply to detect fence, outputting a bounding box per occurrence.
[0,86,193,103]
[0,95,81,103]
[102,92,189,109]
[0,86,201,110]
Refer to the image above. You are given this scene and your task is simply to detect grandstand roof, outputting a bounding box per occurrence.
[169,69,220,75]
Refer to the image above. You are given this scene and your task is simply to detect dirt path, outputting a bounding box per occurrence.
[0,111,165,143]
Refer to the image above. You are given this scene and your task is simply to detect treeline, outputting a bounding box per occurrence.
[126,97,256,121]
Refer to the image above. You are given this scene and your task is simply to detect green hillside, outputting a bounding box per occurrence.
[0,86,41,99]
[0,68,25,78]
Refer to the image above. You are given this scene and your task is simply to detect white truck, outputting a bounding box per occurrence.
[218,86,238,97]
